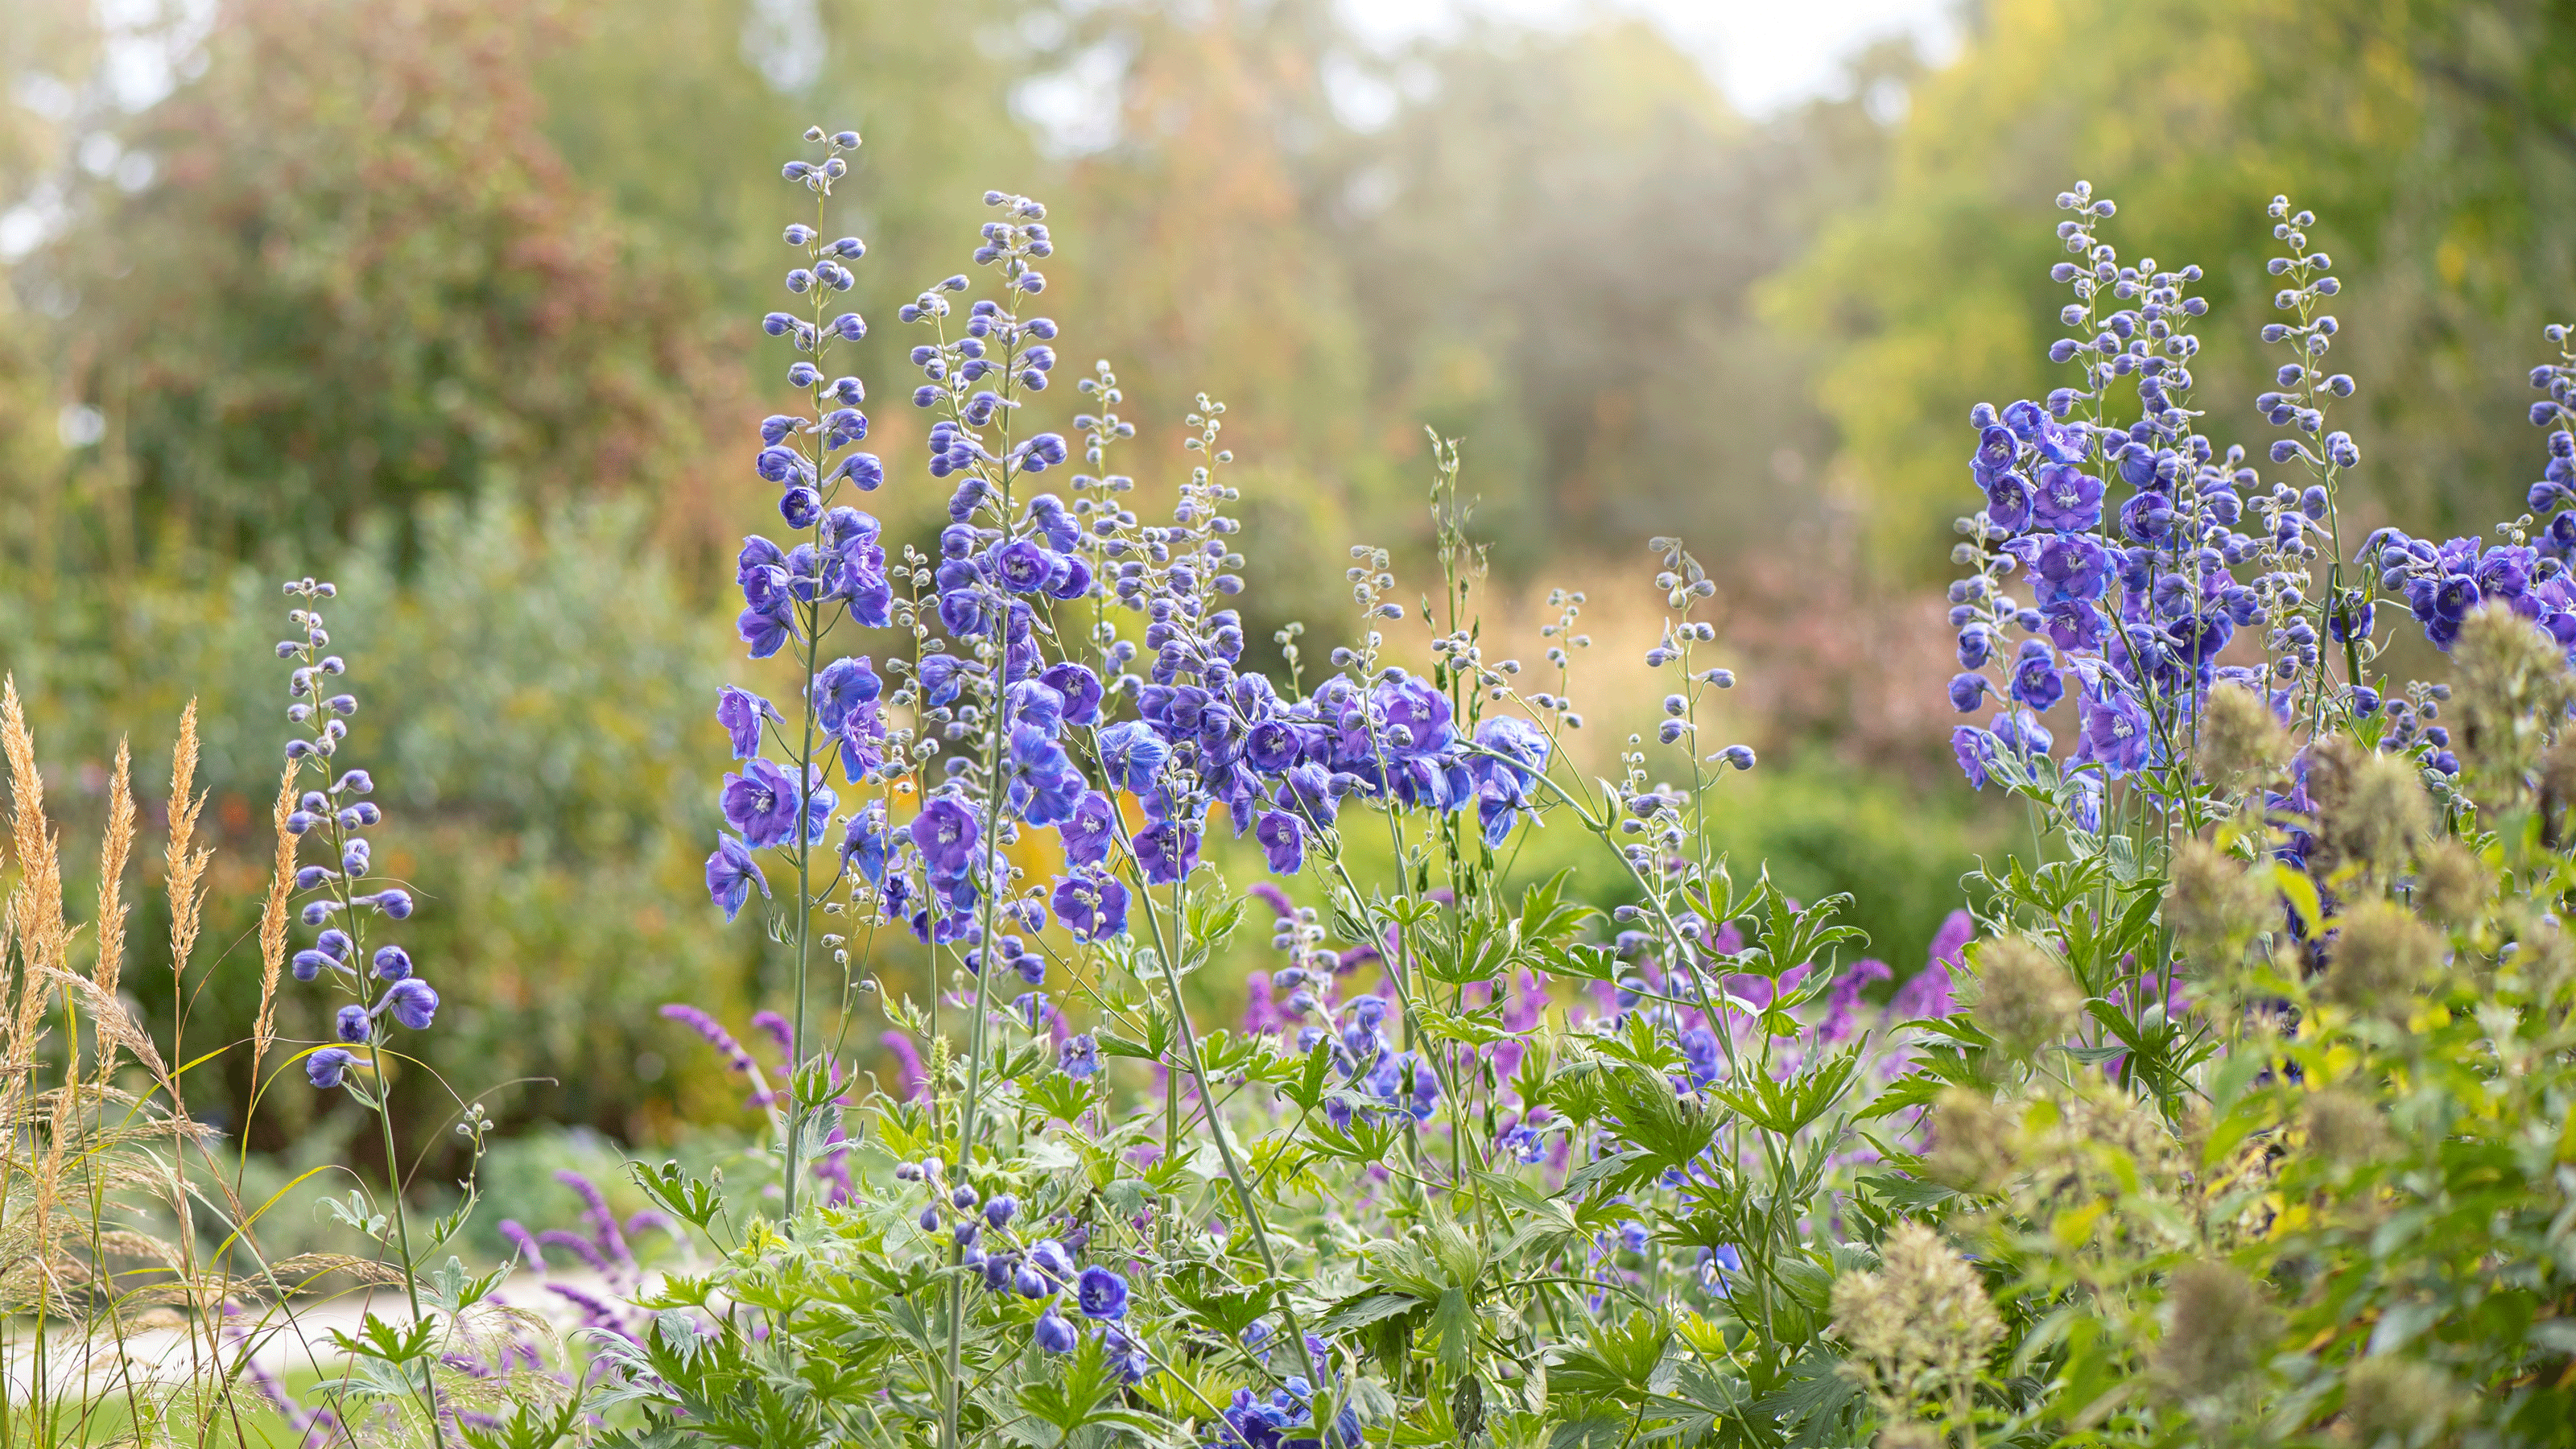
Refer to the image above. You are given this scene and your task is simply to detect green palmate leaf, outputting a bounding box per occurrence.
[1410,1001,1514,1044]
[1018,1335,1128,1442]
[1544,1417,1629,1449]
[1518,868,1600,948]
[1532,940,1624,984]
[1096,1029,1162,1061]
[458,1402,592,1449]
[1549,1310,1671,1400]
[1430,1286,1477,1378]
[1319,1290,1424,1338]
[1278,1040,1335,1112]
[1022,1072,1101,1125]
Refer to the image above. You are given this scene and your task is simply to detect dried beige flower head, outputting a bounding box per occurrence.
[2301,1088,2392,1168]
[1925,1087,2018,1194]
[2410,839,2489,928]
[2322,900,2442,1019]
[2305,737,2432,881]
[2541,735,2576,846]
[1873,1419,1942,1449]
[1970,936,2083,1059]
[2338,1356,2458,1448]
[2451,602,2573,807]
[1831,1220,2002,1422]
[2198,681,2291,789]
[2150,1259,2277,1402]
[2165,839,2274,970]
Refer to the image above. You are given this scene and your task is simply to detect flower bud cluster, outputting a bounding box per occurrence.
[275,579,435,1091]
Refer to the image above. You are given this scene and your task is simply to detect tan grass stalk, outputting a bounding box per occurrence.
[2,676,68,1117]
[91,740,135,1079]
[251,763,298,1071]
[163,703,211,976]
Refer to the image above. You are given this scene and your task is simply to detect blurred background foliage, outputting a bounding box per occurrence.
[1,0,2569,1176]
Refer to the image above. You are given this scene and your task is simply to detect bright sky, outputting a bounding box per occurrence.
[1340,0,1959,115]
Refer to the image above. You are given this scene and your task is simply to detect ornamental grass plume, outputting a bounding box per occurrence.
[1832,1220,2004,1432]
[1969,935,2083,1059]
[2321,899,2442,1019]
[2150,1259,2277,1404]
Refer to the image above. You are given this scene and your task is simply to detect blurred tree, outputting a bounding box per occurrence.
[1327,20,1901,568]
[0,0,93,588]
[527,0,1054,557]
[31,0,719,563]
[1769,0,2576,578]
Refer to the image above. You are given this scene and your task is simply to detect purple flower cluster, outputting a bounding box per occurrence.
[2364,332,2576,666]
[272,579,436,1091]
[707,163,1563,969]
[1943,187,2422,816]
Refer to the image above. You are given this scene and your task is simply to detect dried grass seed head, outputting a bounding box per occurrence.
[2306,736,2432,881]
[2451,602,2572,801]
[1831,1220,2004,1381]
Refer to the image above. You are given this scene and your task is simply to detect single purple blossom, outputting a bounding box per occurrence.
[716,686,782,760]
[911,796,980,879]
[705,834,770,921]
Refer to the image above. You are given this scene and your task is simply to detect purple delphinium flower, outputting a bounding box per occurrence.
[812,657,881,733]
[1059,1034,1100,1079]
[1059,791,1117,866]
[1076,1266,1130,1320]
[1818,959,1893,1043]
[721,758,807,849]
[716,686,782,760]
[1040,662,1104,724]
[2028,463,2104,531]
[1371,671,1455,758]
[1134,820,1200,886]
[661,1004,756,1073]
[1892,910,1972,1020]
[881,1030,927,1100]
[910,796,980,880]
[380,978,439,1031]
[1051,872,1130,940]
[307,1047,356,1089]
[2074,687,2153,778]
[2007,642,2063,712]
[1096,721,1171,793]
[1034,1309,1078,1354]
[704,834,770,922]
[840,801,891,884]
[1951,726,1996,790]
[1255,811,1304,874]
